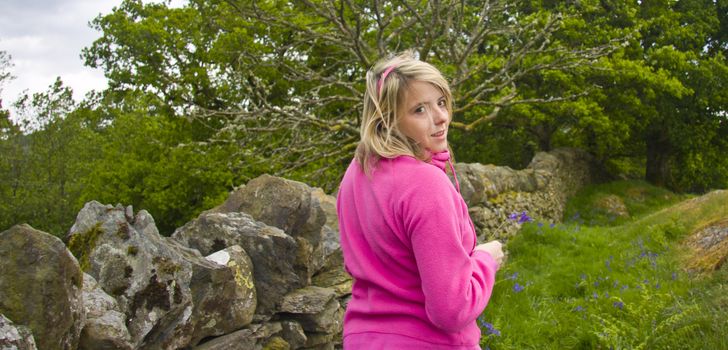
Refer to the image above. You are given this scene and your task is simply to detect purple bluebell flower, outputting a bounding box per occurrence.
[655,282,661,289]
[592,292,599,299]
[482,322,501,336]
[549,223,556,228]
[513,283,524,293]
[613,301,624,309]
[672,272,678,280]
[508,212,519,221]
[518,211,532,223]
[507,272,519,280]
[573,305,584,312]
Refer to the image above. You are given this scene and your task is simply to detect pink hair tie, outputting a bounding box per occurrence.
[377,65,396,95]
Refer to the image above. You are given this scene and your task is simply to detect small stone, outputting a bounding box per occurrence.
[280,321,307,349]
[0,314,37,350]
[280,287,336,314]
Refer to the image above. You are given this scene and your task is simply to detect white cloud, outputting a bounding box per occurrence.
[0,0,118,105]
[0,0,185,107]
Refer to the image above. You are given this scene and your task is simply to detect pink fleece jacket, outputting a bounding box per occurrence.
[336,150,500,348]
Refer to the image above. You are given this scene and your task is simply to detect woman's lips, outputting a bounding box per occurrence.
[431,130,445,137]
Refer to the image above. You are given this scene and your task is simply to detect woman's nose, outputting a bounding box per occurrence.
[432,106,448,125]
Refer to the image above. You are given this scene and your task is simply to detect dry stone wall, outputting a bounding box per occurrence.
[455,148,606,240]
[0,148,601,349]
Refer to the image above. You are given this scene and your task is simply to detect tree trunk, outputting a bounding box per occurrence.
[532,123,553,152]
[645,123,671,187]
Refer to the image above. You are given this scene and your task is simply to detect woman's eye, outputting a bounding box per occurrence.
[414,106,425,113]
[438,99,446,107]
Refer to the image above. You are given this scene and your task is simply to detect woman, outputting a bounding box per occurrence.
[336,51,504,349]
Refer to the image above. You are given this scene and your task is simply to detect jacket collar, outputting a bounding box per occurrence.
[428,149,451,172]
[427,149,461,193]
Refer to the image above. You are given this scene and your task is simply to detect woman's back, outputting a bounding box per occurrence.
[337,153,498,348]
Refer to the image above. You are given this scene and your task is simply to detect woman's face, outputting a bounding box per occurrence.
[398,80,450,153]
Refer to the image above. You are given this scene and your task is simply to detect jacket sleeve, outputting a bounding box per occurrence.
[401,169,499,332]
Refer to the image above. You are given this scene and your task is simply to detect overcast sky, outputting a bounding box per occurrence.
[0,0,183,107]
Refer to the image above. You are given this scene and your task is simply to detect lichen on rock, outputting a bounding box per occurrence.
[0,224,84,350]
[68,222,104,272]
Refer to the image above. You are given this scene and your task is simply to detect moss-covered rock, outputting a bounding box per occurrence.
[262,336,290,350]
[192,322,282,350]
[593,194,630,218]
[203,174,341,283]
[685,217,728,273]
[68,222,103,272]
[0,224,84,350]
[68,201,257,349]
[172,211,301,316]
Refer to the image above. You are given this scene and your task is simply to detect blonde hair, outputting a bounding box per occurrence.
[355,51,454,176]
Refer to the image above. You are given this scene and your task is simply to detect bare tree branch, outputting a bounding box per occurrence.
[184,0,625,188]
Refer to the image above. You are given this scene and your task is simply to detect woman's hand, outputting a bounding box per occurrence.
[474,240,504,265]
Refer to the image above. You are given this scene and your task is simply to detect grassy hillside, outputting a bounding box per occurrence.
[479,181,728,349]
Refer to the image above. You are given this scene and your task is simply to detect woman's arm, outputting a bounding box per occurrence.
[402,170,500,332]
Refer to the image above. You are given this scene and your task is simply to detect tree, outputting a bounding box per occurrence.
[75,90,248,234]
[491,0,728,191]
[0,78,97,235]
[0,50,14,130]
[637,0,727,190]
[0,50,12,92]
[0,51,21,230]
[84,0,619,191]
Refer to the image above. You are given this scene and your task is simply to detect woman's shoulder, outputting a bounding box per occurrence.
[383,155,452,189]
[385,155,441,173]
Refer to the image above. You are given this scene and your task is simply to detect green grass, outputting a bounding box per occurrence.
[562,180,690,227]
[479,181,728,349]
